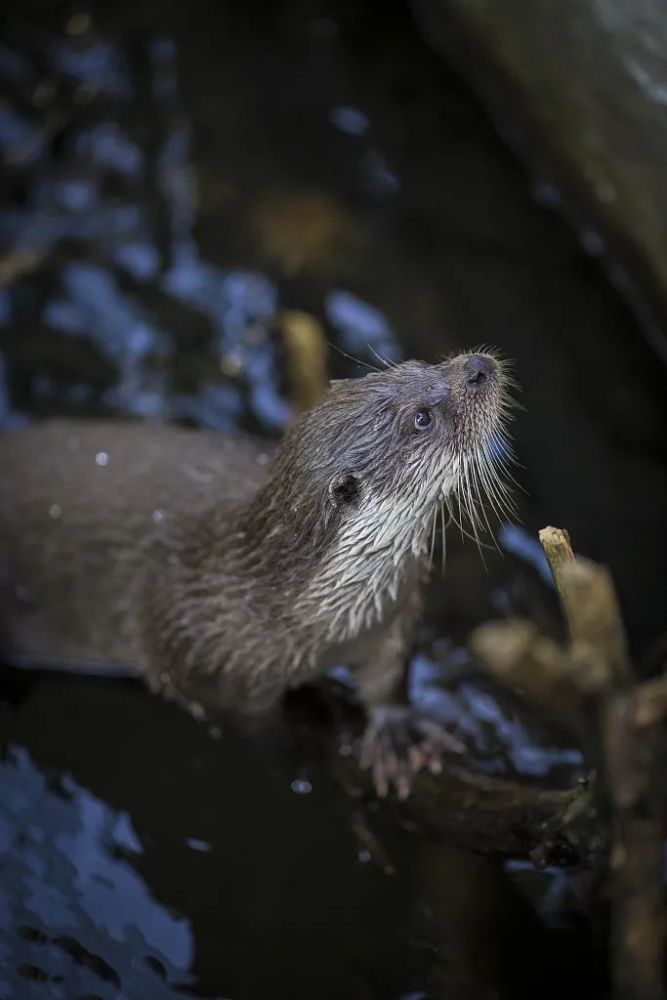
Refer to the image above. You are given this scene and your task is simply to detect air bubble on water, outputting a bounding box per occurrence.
[95,451,109,466]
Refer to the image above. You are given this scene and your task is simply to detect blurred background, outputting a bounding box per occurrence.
[0,1,665,998]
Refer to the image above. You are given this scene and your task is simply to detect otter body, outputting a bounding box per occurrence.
[0,423,272,674]
[0,354,512,795]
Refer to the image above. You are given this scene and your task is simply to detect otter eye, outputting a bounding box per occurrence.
[414,408,433,431]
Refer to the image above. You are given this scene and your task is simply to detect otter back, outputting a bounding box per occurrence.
[0,420,273,672]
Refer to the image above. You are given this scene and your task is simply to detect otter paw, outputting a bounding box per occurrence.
[360,705,464,800]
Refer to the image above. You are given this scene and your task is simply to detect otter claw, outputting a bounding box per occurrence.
[360,705,464,800]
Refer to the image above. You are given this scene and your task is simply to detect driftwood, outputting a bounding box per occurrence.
[329,737,601,863]
[471,526,666,1000]
[325,525,665,997]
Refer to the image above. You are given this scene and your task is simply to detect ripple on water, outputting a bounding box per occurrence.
[0,745,195,999]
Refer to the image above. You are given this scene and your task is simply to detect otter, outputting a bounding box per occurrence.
[0,352,514,797]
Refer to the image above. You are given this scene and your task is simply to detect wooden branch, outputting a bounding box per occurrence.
[471,618,601,717]
[539,525,575,602]
[632,674,667,729]
[561,558,631,685]
[469,526,665,999]
[275,309,329,410]
[604,696,666,1000]
[539,525,630,684]
[300,681,604,865]
[538,527,665,1000]
[333,751,601,864]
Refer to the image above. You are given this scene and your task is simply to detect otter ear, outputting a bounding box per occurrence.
[328,471,360,509]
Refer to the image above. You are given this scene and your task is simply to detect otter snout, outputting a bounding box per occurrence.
[464,353,497,387]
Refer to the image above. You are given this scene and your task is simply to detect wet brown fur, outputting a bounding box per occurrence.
[0,354,511,726]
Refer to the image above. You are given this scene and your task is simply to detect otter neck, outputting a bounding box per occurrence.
[293,480,441,642]
[212,450,442,643]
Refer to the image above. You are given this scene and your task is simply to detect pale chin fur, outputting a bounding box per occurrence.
[298,462,460,643]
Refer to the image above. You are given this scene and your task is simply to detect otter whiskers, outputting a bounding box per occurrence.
[446,378,519,562]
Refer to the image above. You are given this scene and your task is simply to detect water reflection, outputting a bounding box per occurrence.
[409,651,582,781]
[0,18,290,435]
[0,745,194,999]
[499,524,553,585]
[326,288,402,363]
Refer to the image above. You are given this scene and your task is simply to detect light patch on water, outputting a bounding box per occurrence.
[76,121,144,176]
[185,837,211,853]
[150,33,178,102]
[45,261,172,414]
[163,256,282,425]
[250,382,292,430]
[460,684,582,777]
[0,745,193,997]
[328,665,356,689]
[360,148,401,197]
[57,178,98,212]
[170,382,242,431]
[58,261,170,362]
[111,810,143,855]
[326,289,402,364]
[113,241,160,281]
[409,653,582,778]
[49,38,133,101]
[505,858,577,926]
[165,252,286,429]
[329,105,369,136]
[499,523,553,584]
[0,108,45,164]
[290,778,313,796]
[409,654,480,740]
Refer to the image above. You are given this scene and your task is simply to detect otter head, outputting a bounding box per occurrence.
[249,350,515,632]
[272,350,512,551]
[252,350,513,590]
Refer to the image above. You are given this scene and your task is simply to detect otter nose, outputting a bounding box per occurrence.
[464,354,496,386]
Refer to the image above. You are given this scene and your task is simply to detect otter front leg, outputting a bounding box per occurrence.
[356,589,464,800]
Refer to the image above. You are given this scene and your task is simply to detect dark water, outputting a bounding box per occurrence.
[0,0,664,996]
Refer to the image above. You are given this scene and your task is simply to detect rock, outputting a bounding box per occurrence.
[413,0,667,345]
